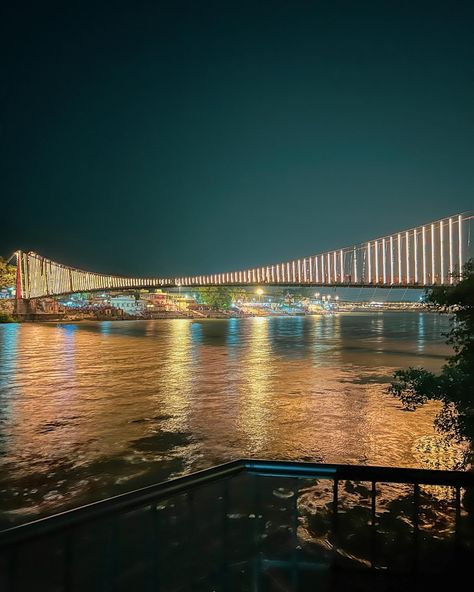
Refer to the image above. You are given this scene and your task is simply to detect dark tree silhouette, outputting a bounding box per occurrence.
[389,260,474,447]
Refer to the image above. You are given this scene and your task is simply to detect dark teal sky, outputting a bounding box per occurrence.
[1,1,473,275]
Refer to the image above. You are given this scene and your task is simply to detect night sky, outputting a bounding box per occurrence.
[1,1,473,276]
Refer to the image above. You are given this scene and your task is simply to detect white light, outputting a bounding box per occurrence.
[353,247,358,283]
[440,221,444,284]
[449,217,453,284]
[367,242,372,283]
[375,240,379,284]
[422,226,427,285]
[431,223,435,283]
[390,236,394,284]
[413,229,418,284]
[405,231,410,284]
[458,214,463,277]
[382,238,386,284]
[398,233,402,284]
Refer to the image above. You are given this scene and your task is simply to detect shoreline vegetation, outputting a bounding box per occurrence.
[389,261,474,475]
[0,313,16,323]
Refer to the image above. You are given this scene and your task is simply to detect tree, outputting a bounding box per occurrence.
[196,287,234,310]
[389,260,474,446]
[0,257,16,292]
[229,287,248,303]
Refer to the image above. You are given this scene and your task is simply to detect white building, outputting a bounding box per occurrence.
[110,295,145,315]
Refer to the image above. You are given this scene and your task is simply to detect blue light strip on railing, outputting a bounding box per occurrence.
[245,462,337,475]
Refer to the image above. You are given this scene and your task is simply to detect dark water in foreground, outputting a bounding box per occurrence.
[0,312,464,526]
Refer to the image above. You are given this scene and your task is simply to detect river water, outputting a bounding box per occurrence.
[0,312,464,526]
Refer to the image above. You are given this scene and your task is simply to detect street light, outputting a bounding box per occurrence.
[256,287,263,304]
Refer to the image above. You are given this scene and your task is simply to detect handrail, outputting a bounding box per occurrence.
[0,459,244,546]
[1,459,473,547]
[243,459,474,485]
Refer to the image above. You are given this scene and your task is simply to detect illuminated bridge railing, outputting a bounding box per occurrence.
[1,460,474,591]
[16,211,473,298]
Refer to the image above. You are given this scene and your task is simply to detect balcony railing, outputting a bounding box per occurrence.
[1,459,474,591]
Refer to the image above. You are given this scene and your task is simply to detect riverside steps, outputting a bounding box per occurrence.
[1,460,474,591]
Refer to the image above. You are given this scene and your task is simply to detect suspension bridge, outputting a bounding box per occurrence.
[13,212,473,300]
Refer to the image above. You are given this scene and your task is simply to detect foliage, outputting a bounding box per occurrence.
[0,257,16,291]
[196,287,235,310]
[389,260,474,444]
[0,313,16,323]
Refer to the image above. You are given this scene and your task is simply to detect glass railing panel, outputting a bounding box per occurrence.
[2,463,474,591]
[459,486,474,558]
[296,476,335,569]
[417,484,457,573]
[331,480,373,569]
[11,532,69,591]
[70,516,126,592]
[372,482,415,572]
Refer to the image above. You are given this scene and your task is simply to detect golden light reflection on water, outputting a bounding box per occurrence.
[6,325,82,468]
[237,317,272,451]
[155,319,193,432]
[0,312,460,523]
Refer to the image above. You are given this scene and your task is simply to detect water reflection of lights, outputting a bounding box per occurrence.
[238,318,272,451]
[58,324,77,378]
[226,317,240,347]
[158,320,193,432]
[413,434,468,472]
[190,321,203,342]
[311,315,342,365]
[190,321,204,364]
[0,324,19,424]
[6,325,82,473]
[417,314,425,353]
[413,433,469,501]
[0,323,19,385]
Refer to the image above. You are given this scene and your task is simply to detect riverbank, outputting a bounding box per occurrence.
[0,295,432,323]
[1,305,434,323]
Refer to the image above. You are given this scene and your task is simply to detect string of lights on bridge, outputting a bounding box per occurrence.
[15,212,473,299]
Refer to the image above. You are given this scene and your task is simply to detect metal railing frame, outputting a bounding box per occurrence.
[1,459,473,548]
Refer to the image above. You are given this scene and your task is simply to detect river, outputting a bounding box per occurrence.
[0,312,464,526]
